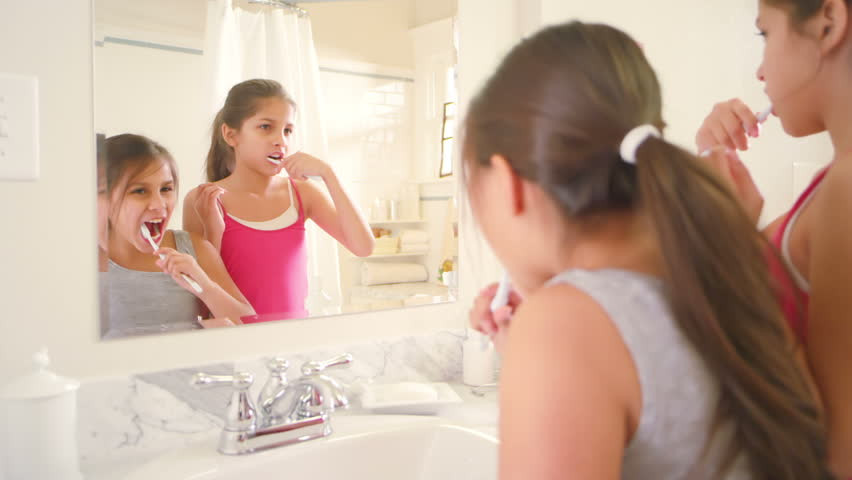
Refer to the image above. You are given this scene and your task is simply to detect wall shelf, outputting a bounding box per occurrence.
[368,219,426,225]
[352,252,429,259]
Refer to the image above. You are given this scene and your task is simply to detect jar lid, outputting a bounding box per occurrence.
[0,348,80,400]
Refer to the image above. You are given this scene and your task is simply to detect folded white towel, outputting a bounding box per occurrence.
[371,236,399,255]
[374,236,400,249]
[400,229,430,245]
[399,243,430,254]
[361,262,428,285]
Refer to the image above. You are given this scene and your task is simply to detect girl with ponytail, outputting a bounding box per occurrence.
[183,79,374,318]
[465,21,831,479]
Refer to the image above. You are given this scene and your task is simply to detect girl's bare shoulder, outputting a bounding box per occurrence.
[820,155,852,199]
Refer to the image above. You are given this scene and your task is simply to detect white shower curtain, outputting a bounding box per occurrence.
[205,0,342,313]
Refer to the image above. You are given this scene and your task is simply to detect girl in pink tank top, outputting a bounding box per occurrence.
[769,168,828,342]
[183,79,375,320]
[218,178,308,321]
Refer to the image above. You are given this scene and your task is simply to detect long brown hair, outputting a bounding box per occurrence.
[764,0,851,25]
[104,133,178,216]
[205,78,296,182]
[463,21,831,479]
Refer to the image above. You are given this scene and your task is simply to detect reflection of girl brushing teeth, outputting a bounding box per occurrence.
[101,134,253,337]
[184,79,374,318]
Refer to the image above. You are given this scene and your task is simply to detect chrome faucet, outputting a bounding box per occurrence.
[258,353,352,427]
[191,353,352,455]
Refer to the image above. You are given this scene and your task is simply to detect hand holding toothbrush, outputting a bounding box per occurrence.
[469,274,522,354]
[694,100,771,224]
[141,226,204,293]
[282,151,329,181]
[695,99,773,153]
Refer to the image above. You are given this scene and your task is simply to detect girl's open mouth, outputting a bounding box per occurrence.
[142,219,164,244]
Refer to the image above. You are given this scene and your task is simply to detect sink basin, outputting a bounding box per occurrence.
[123,415,498,480]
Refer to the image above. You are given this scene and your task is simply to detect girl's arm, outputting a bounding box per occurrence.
[158,233,253,324]
[285,154,374,257]
[191,235,253,324]
[183,184,226,251]
[499,284,636,480]
[806,161,852,477]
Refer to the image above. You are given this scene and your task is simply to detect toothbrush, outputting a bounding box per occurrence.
[751,104,773,138]
[481,272,513,350]
[140,225,204,294]
[756,104,773,124]
[490,272,513,312]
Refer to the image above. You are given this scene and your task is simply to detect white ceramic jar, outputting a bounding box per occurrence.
[0,348,82,480]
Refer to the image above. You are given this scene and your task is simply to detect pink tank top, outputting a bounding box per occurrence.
[769,168,828,342]
[219,179,309,321]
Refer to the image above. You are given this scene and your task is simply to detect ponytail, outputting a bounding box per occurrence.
[635,138,831,479]
[206,109,234,182]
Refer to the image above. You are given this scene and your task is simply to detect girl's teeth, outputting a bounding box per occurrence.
[267,156,282,165]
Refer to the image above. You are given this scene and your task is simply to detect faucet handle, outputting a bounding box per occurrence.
[191,371,256,433]
[300,353,353,376]
[296,354,353,416]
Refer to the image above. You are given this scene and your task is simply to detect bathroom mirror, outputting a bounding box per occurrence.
[95,0,460,339]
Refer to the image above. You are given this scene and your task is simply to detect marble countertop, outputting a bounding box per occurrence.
[81,382,498,480]
[76,331,499,480]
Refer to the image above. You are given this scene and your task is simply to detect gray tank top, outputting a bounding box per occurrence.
[546,269,750,479]
[100,230,202,339]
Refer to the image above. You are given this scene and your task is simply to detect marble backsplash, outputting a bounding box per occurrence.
[77,329,467,478]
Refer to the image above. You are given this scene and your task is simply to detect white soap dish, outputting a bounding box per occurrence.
[360,382,462,415]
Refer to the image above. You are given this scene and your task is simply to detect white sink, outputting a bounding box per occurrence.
[123,415,498,480]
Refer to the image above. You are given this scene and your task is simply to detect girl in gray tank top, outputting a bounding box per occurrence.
[101,230,201,338]
[464,22,830,480]
[99,134,254,340]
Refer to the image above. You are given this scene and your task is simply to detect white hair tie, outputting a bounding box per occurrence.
[619,124,661,164]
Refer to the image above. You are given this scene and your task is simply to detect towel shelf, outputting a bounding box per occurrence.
[369,219,426,225]
[350,252,429,259]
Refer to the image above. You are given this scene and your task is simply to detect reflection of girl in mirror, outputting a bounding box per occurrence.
[101,134,254,338]
[183,79,374,319]
[464,22,830,479]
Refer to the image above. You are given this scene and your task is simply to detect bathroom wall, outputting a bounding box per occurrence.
[0,0,515,384]
[94,40,208,229]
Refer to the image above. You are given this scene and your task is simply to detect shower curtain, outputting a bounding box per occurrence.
[204,0,342,313]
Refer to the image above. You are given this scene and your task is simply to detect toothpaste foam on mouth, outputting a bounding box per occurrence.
[267,155,283,165]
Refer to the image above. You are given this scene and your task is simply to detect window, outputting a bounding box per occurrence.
[439,101,456,178]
